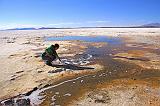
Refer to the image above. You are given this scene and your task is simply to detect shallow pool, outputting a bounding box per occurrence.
[45,36,122,45]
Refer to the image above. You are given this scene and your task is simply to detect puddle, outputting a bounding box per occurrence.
[45,36,122,45]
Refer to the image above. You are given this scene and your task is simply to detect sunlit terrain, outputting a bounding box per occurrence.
[0,28,160,105]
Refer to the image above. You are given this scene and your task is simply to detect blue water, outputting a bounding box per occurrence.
[45,36,122,45]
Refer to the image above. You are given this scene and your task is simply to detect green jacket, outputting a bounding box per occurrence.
[45,45,58,57]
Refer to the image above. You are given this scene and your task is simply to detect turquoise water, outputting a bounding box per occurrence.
[45,36,122,45]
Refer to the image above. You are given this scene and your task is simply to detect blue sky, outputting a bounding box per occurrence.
[0,0,160,29]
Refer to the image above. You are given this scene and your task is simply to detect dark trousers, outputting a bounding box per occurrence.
[42,52,56,65]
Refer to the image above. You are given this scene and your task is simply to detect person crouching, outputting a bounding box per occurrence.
[42,44,61,66]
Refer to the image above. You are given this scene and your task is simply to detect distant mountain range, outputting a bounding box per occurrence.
[5,27,71,31]
[2,23,160,31]
[7,28,37,30]
[140,23,160,28]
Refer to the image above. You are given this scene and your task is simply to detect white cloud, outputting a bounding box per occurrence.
[0,20,111,30]
[0,23,42,30]
[0,22,82,29]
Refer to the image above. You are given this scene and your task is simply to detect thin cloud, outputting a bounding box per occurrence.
[0,23,42,30]
[0,21,111,29]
